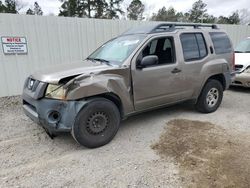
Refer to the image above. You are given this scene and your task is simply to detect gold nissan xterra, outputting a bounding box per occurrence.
[22,23,235,148]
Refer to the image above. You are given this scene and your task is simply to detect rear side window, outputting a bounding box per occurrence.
[180,33,208,61]
[209,32,232,54]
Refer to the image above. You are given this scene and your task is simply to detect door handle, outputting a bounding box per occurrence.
[171,68,182,74]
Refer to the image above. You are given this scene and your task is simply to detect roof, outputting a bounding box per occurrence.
[122,23,219,35]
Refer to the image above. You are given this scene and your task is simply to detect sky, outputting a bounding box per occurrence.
[20,0,250,18]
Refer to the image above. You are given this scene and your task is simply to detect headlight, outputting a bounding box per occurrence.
[45,84,67,100]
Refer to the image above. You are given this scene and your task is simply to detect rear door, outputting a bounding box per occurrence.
[177,32,210,99]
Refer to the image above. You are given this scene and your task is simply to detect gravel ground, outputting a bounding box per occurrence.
[0,87,250,188]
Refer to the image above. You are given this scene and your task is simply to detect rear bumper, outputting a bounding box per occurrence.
[231,72,250,88]
[22,93,87,134]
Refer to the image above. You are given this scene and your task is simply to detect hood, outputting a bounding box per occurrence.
[235,53,250,67]
[31,60,114,84]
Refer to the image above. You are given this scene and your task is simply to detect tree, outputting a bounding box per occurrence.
[33,2,43,15]
[239,9,250,25]
[26,8,34,15]
[217,12,240,24]
[59,0,80,17]
[93,0,108,18]
[4,0,18,13]
[202,15,216,23]
[105,0,124,19]
[26,2,43,15]
[188,0,208,23]
[58,0,124,19]
[151,7,181,22]
[217,16,230,24]
[3,0,25,13]
[228,11,240,24]
[58,0,95,18]
[0,1,6,13]
[127,0,145,20]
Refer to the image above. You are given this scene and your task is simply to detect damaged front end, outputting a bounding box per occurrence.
[22,65,132,137]
[22,77,88,137]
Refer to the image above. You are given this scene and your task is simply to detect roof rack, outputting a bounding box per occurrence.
[150,23,218,33]
[122,23,218,35]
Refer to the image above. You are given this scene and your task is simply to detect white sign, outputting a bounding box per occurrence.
[1,37,28,55]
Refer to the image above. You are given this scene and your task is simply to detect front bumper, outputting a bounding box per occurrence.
[231,72,250,88]
[22,92,87,134]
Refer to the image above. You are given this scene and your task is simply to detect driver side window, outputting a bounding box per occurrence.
[138,37,175,66]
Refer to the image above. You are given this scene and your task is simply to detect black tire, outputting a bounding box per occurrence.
[72,98,120,148]
[195,79,223,113]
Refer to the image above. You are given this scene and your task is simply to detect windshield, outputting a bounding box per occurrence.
[88,35,146,65]
[235,39,250,53]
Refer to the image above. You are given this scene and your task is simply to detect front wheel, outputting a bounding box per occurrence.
[72,98,120,148]
[195,79,223,113]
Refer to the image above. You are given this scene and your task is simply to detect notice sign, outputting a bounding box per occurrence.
[1,37,28,55]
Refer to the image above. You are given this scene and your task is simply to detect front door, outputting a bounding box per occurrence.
[131,36,186,111]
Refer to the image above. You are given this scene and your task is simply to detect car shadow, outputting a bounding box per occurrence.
[121,101,195,129]
[229,86,250,93]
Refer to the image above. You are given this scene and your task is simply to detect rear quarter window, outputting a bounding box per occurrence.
[209,32,232,54]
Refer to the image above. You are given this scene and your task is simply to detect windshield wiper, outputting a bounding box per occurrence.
[87,57,110,65]
[234,51,244,53]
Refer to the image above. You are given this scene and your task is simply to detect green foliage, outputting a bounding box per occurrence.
[34,2,43,15]
[127,0,145,20]
[26,2,43,15]
[150,0,241,25]
[26,8,34,15]
[188,0,207,23]
[217,11,240,24]
[0,1,6,13]
[151,6,183,22]
[93,0,108,18]
[202,15,216,23]
[59,0,80,17]
[4,0,18,13]
[228,11,240,24]
[58,0,124,19]
[105,0,124,19]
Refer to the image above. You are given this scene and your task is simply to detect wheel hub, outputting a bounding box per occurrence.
[86,112,109,135]
[206,88,219,108]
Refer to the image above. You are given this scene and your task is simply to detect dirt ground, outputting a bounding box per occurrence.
[0,87,250,188]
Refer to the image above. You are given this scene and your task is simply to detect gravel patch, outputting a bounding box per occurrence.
[0,87,250,187]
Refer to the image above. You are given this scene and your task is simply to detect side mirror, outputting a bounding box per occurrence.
[138,55,159,69]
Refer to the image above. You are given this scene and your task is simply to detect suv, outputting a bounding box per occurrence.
[22,23,234,148]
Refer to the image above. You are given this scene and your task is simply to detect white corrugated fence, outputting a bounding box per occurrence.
[0,13,250,97]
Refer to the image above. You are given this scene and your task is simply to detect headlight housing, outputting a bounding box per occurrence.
[45,84,67,100]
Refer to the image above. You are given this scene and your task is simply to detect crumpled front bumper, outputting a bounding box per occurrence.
[22,86,86,135]
[231,72,250,88]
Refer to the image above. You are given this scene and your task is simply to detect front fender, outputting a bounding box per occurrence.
[66,74,134,114]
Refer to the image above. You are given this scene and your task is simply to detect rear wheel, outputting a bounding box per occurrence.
[72,98,120,148]
[195,79,223,113]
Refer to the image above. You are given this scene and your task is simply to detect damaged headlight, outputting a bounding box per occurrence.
[45,84,67,100]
